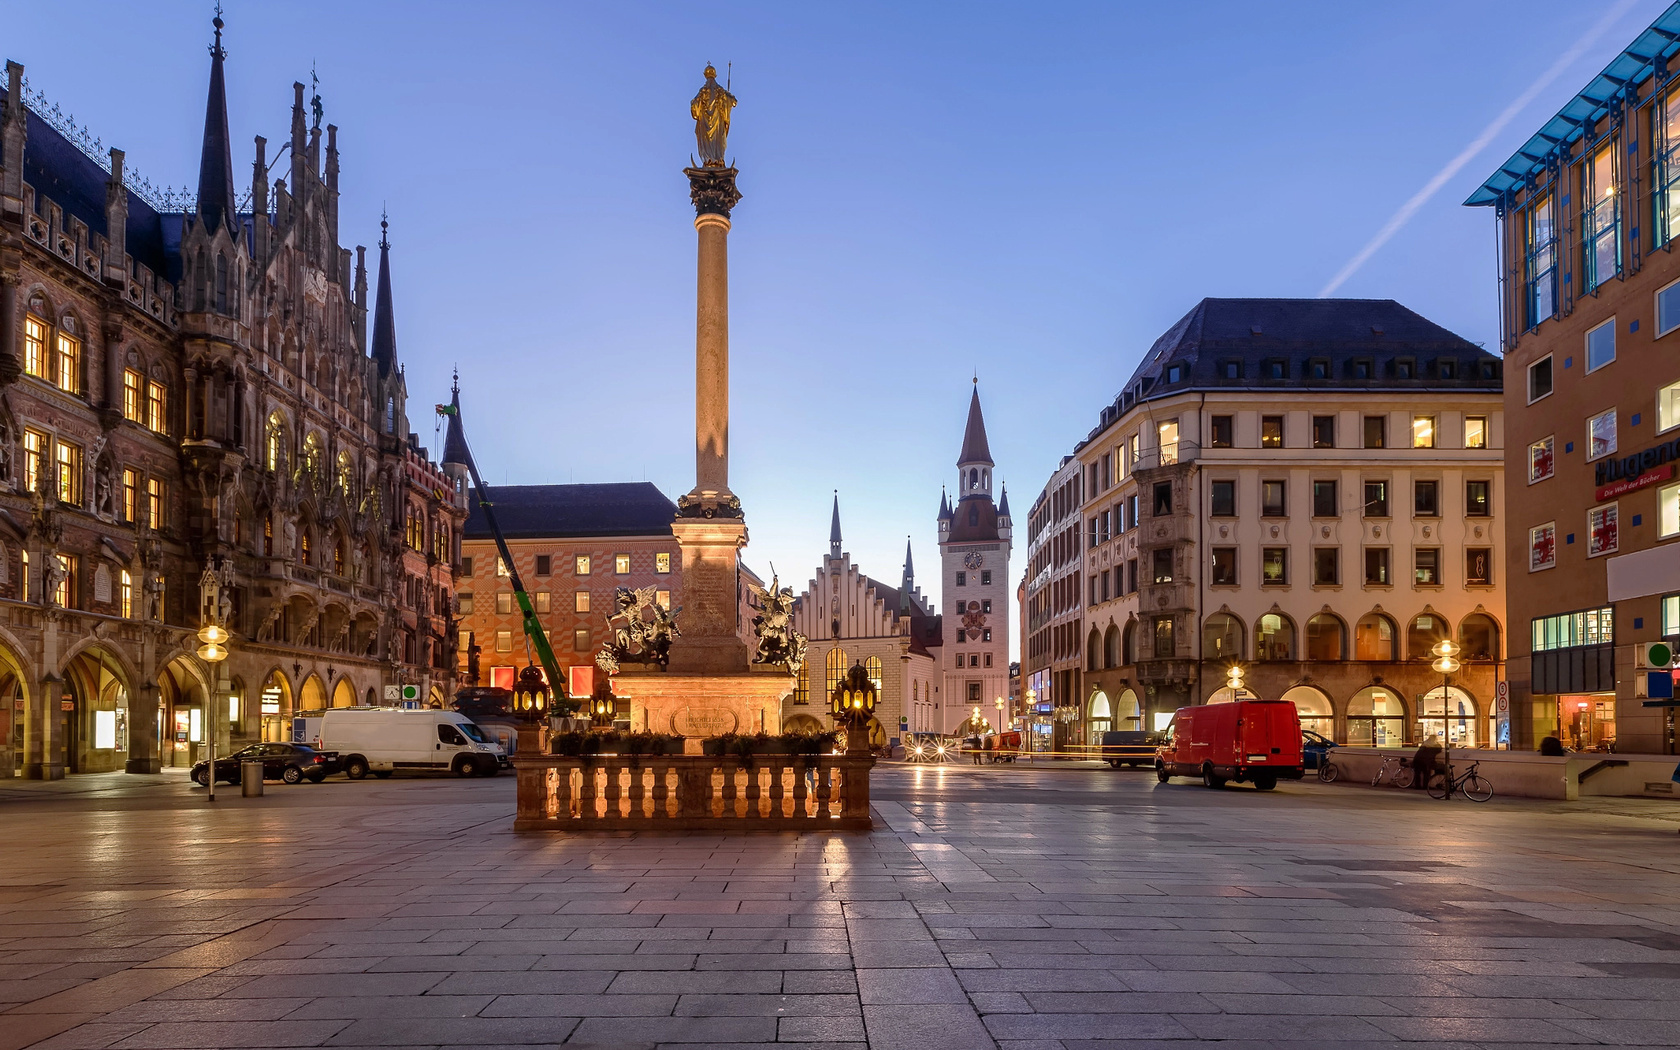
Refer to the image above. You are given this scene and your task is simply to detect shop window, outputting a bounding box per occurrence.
[1529,436,1555,482]
[1312,480,1338,518]
[1585,318,1616,372]
[1256,613,1293,660]
[1347,688,1405,746]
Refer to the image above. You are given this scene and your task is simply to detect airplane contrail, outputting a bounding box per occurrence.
[1319,0,1644,298]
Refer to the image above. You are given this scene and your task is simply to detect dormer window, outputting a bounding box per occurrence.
[1307,359,1330,380]
[1221,360,1241,380]
[1394,358,1415,380]
[1437,358,1457,379]
[1166,364,1184,383]
[1264,360,1286,380]
[1351,358,1373,380]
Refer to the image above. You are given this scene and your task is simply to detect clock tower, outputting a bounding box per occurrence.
[938,382,1013,734]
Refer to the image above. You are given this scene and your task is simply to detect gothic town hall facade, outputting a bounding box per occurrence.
[0,18,464,778]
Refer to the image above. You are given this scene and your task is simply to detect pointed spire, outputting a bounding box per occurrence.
[958,382,993,466]
[829,491,842,557]
[899,536,915,614]
[998,485,1011,518]
[441,370,469,468]
[371,212,396,375]
[195,7,238,236]
[938,487,953,521]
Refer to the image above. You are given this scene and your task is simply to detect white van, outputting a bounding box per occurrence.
[318,709,505,779]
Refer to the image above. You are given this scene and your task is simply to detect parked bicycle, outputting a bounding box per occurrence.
[1316,757,1340,783]
[1371,755,1414,789]
[1425,760,1493,802]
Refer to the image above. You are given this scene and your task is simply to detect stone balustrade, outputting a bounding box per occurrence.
[514,753,874,832]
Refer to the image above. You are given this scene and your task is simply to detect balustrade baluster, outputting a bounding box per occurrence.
[743,762,762,818]
[603,760,624,818]
[627,762,647,818]
[791,759,809,819]
[578,761,598,820]
[651,763,670,818]
[556,763,575,819]
[816,764,833,819]
[720,761,738,818]
[768,760,787,817]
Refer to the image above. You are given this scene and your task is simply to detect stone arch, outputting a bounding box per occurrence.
[1255,610,1295,661]
[1406,610,1452,661]
[299,674,327,711]
[1305,611,1346,662]
[1355,610,1399,661]
[1280,684,1334,737]
[1103,624,1120,669]
[1419,685,1479,747]
[782,712,825,734]
[1115,687,1141,725]
[1347,685,1407,746]
[1122,617,1138,664]
[331,677,356,709]
[1458,611,1501,661]
[1086,627,1102,672]
[1203,610,1244,661]
[58,643,133,775]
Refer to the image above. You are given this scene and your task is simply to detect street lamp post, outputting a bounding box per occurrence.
[1431,638,1462,796]
[1226,662,1245,699]
[1024,688,1037,758]
[196,563,231,804]
[829,662,878,755]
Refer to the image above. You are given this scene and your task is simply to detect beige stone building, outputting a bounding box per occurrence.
[787,496,941,742]
[1056,299,1506,747]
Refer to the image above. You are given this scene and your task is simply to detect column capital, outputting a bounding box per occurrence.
[684,165,741,219]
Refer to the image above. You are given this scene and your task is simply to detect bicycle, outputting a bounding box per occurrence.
[1316,756,1340,783]
[1425,760,1493,802]
[1371,755,1414,789]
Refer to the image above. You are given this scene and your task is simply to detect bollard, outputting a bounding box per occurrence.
[241,759,264,797]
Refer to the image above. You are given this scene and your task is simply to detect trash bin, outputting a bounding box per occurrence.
[241,759,264,797]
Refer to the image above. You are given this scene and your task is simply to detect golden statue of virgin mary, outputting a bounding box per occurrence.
[690,65,736,167]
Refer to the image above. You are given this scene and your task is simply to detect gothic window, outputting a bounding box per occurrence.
[864,656,883,693]
[302,432,322,477]
[385,398,396,434]
[194,249,207,311]
[337,450,355,497]
[215,253,229,313]
[266,412,286,473]
[825,647,849,705]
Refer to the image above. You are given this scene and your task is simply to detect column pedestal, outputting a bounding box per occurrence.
[667,517,749,675]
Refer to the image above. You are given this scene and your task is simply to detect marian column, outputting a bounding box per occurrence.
[670,65,749,674]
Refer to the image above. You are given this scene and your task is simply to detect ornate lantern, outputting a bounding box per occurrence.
[590,677,618,729]
[512,665,550,724]
[829,662,877,754]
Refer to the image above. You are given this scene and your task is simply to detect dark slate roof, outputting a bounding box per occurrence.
[1090,298,1501,441]
[958,386,993,466]
[948,495,1001,542]
[464,483,676,540]
[10,95,174,280]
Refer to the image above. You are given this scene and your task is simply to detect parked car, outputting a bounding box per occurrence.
[1100,730,1162,768]
[192,742,340,786]
[1155,700,1304,790]
[318,708,505,778]
[1301,729,1335,771]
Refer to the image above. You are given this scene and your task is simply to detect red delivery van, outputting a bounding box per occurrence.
[1155,699,1304,790]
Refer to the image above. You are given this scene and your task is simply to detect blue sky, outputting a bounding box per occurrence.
[12,1,1666,658]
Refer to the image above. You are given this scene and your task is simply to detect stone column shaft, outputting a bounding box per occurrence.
[695,214,731,498]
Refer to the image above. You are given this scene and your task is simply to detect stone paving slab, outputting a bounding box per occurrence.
[0,766,1677,1047]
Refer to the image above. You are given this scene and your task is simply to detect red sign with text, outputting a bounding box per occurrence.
[1596,464,1674,503]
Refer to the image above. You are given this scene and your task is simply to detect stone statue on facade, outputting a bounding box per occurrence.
[690,64,736,167]
[750,570,807,676]
[41,551,66,608]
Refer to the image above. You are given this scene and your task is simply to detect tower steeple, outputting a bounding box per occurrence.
[828,491,842,558]
[957,381,994,499]
[195,8,238,236]
[899,537,915,614]
[371,214,397,376]
[440,370,469,493]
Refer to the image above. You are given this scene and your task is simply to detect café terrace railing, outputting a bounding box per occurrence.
[513,752,874,832]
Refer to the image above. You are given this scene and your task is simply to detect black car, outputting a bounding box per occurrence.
[192,743,340,786]
[1099,730,1163,768]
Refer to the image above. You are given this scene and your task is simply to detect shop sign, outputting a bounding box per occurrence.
[1595,436,1680,490]
[1596,464,1675,503]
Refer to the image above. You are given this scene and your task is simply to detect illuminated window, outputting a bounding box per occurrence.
[54,554,75,608]
[574,591,590,613]
[300,530,312,566]
[457,592,474,615]
[122,370,144,422]
[146,380,167,433]
[333,536,345,576]
[1529,522,1556,572]
[119,569,133,618]
[656,589,670,609]
[54,440,81,505]
[1261,416,1283,449]
[1529,435,1555,482]
[573,627,590,651]
[22,429,45,493]
[575,555,590,575]
[496,593,513,615]
[495,556,510,577]
[145,477,165,529]
[1465,416,1488,449]
[534,591,550,613]
[22,316,46,378]
[825,647,850,703]
[18,551,26,603]
[864,655,883,692]
[1411,415,1435,449]
[615,553,631,574]
[54,331,79,393]
[1658,87,1680,249]
[655,552,671,574]
[496,630,512,653]
[1526,193,1556,327]
[1587,409,1617,461]
[1583,145,1620,294]
[337,451,354,497]
[1157,419,1180,465]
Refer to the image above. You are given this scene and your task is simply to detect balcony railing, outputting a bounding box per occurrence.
[1132,441,1202,472]
[514,753,874,832]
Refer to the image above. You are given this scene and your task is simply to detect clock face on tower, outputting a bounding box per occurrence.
[963,552,984,570]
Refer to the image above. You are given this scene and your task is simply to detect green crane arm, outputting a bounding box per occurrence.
[437,401,573,712]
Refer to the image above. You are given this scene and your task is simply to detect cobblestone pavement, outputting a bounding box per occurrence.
[1,764,1678,1049]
